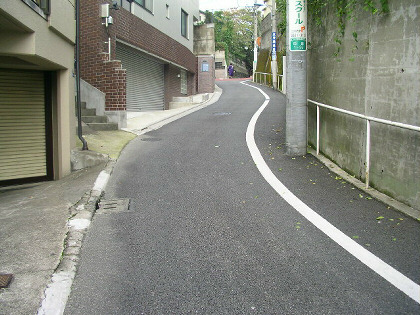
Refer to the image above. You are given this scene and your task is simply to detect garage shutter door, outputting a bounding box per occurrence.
[0,69,47,182]
[116,44,164,111]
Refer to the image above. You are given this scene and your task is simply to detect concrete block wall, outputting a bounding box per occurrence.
[307,0,420,209]
[193,23,216,56]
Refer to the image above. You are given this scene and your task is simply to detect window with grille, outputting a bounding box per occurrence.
[215,62,225,69]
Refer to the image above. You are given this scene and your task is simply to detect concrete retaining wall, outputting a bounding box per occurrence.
[307,0,420,209]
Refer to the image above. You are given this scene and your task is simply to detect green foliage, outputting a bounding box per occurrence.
[255,49,285,84]
[276,0,287,35]
[206,9,256,72]
[309,0,389,55]
[276,0,389,56]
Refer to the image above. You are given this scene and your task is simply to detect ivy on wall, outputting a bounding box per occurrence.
[275,0,389,55]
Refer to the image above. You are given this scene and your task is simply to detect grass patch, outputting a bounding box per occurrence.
[76,130,136,159]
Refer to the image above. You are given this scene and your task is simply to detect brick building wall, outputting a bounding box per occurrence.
[197,56,215,94]
[80,0,197,112]
[113,7,196,73]
[80,0,126,111]
[164,65,182,110]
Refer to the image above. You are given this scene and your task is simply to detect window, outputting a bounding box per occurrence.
[118,0,131,11]
[22,0,50,17]
[180,70,187,95]
[181,10,188,38]
[134,0,153,13]
[166,4,170,19]
[215,62,225,69]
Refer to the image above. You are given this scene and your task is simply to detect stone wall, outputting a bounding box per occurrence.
[307,0,420,209]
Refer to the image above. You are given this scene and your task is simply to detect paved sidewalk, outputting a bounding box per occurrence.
[0,162,106,315]
[0,88,222,315]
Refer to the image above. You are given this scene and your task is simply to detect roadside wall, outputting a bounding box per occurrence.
[307,1,420,209]
[215,50,227,79]
[230,61,249,78]
[194,23,215,93]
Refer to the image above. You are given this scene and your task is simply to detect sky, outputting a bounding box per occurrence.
[199,0,263,11]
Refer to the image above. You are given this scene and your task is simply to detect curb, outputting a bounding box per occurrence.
[37,87,223,314]
[308,148,420,221]
[124,86,223,136]
[37,161,115,315]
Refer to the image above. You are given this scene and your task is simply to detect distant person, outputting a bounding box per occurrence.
[228,63,234,79]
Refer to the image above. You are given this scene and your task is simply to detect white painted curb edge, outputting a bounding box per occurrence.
[38,168,113,315]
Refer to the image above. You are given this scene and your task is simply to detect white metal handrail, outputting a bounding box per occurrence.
[253,71,284,92]
[308,99,420,189]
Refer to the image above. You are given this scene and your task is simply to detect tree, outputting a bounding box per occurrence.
[206,8,257,74]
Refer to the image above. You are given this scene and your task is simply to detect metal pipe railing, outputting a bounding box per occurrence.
[253,72,284,92]
[308,99,420,189]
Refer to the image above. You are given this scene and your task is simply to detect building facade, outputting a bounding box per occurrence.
[80,0,200,128]
[0,0,75,184]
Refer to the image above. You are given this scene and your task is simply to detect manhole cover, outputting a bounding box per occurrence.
[0,274,13,288]
[213,112,231,116]
[141,138,161,142]
[97,199,130,214]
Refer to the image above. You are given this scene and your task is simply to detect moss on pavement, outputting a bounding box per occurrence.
[76,130,137,160]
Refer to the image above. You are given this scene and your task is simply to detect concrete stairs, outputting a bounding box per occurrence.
[169,94,210,110]
[80,102,118,131]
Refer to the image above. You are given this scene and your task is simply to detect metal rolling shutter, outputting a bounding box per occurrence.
[0,69,47,181]
[116,44,164,111]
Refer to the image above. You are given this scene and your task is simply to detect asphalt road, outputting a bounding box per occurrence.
[65,81,420,314]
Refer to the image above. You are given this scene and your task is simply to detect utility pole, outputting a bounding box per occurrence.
[285,0,307,155]
[271,0,277,89]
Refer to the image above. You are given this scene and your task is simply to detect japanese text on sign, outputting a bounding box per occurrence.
[272,32,276,58]
[288,0,307,51]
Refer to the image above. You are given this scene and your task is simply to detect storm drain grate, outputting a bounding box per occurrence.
[97,199,130,214]
[0,274,13,288]
[213,112,231,116]
[141,138,162,142]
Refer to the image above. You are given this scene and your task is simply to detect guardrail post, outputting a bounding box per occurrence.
[316,105,320,155]
[365,120,371,189]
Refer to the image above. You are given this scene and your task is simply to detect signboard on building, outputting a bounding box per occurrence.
[201,61,209,72]
[288,0,307,51]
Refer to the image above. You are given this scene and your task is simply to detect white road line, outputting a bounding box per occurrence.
[241,81,420,304]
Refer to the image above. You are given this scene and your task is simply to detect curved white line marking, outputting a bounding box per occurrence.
[241,81,420,304]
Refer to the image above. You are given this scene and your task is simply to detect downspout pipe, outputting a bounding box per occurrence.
[76,0,88,150]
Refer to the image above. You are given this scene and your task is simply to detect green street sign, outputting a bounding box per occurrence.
[290,38,306,51]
